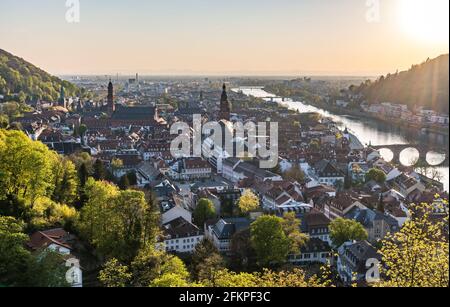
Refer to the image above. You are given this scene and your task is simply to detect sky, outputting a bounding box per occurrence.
[0,0,449,76]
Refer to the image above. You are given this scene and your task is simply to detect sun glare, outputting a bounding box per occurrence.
[398,0,449,44]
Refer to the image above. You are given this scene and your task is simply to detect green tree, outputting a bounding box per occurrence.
[52,157,78,205]
[250,215,290,267]
[257,268,330,287]
[193,198,216,228]
[206,268,331,287]
[17,91,26,103]
[0,129,59,205]
[329,218,368,247]
[0,102,20,119]
[0,114,9,129]
[197,253,227,286]
[206,269,258,287]
[365,168,387,184]
[0,216,31,285]
[0,194,27,220]
[130,247,166,286]
[0,217,73,287]
[142,191,161,246]
[0,75,6,94]
[78,163,89,188]
[111,158,123,176]
[190,238,223,280]
[377,202,449,287]
[118,174,130,190]
[93,159,106,181]
[24,251,70,287]
[150,273,191,287]
[99,258,132,287]
[28,196,77,229]
[130,246,190,286]
[69,152,93,171]
[76,162,89,209]
[237,190,260,214]
[282,212,309,254]
[127,171,137,186]
[230,229,257,272]
[76,179,156,261]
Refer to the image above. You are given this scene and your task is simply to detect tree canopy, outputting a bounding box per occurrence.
[76,179,158,262]
[250,215,290,267]
[0,129,79,229]
[238,190,260,214]
[193,198,216,228]
[329,218,368,247]
[354,54,449,114]
[282,212,309,254]
[0,48,88,102]
[376,202,449,287]
[365,168,387,184]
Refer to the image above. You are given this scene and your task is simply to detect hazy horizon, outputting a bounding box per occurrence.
[57,72,380,78]
[1,0,448,76]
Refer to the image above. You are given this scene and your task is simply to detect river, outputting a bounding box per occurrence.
[235,87,449,192]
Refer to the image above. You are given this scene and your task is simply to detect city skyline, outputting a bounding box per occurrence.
[0,0,449,76]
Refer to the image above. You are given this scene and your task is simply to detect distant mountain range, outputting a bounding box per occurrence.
[0,48,84,102]
[353,54,449,114]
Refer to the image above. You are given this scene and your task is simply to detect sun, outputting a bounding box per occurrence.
[398,0,449,44]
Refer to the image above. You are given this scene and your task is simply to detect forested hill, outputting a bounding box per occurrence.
[353,54,449,114]
[0,48,85,102]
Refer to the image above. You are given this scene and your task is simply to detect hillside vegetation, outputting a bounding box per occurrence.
[353,54,449,114]
[0,49,87,103]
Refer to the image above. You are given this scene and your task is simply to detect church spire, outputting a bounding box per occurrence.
[221,83,228,100]
[59,85,66,108]
[107,79,115,115]
[219,83,231,121]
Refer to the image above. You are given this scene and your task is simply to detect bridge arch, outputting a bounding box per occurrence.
[371,144,449,167]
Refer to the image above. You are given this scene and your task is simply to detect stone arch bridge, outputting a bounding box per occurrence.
[371,144,449,167]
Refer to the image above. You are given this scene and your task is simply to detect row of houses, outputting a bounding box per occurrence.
[363,103,449,125]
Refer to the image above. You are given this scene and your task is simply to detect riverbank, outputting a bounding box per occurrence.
[238,87,449,192]
[290,96,450,137]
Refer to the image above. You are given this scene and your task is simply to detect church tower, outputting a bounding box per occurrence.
[107,79,115,115]
[219,83,231,121]
[59,85,66,108]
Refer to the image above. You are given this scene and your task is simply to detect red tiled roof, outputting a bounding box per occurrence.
[184,158,210,170]
[27,228,72,251]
